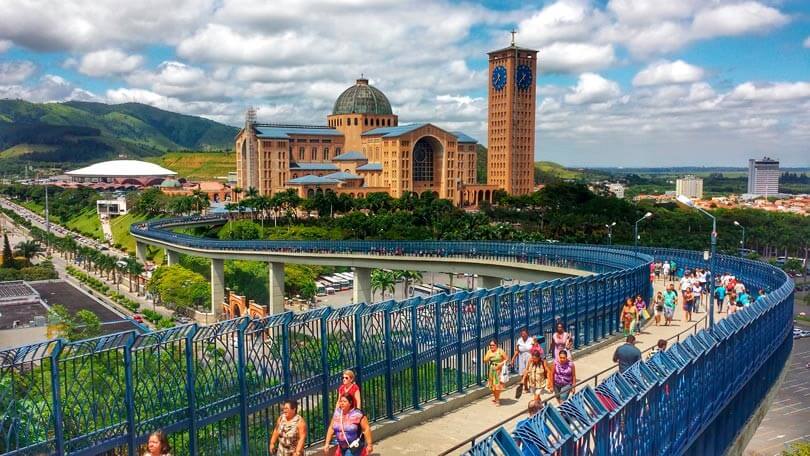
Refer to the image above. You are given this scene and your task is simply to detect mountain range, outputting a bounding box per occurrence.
[0,100,239,165]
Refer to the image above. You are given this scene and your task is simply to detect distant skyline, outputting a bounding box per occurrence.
[1,0,809,166]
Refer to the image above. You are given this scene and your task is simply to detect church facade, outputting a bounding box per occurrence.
[236,41,537,206]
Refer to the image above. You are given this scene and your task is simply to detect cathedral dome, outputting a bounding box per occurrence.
[332,78,393,115]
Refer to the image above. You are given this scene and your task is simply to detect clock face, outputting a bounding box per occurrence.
[414,147,427,162]
[516,64,533,90]
[491,65,506,91]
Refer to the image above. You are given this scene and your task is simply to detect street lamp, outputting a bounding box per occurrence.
[733,221,745,253]
[634,212,653,252]
[677,194,717,329]
[605,222,616,245]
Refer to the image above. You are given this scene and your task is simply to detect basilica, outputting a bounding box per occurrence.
[236,41,537,206]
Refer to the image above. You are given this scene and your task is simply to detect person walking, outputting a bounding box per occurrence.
[755,289,767,305]
[521,351,548,400]
[144,431,171,456]
[727,292,738,315]
[550,322,574,362]
[683,287,695,322]
[510,328,534,375]
[653,291,664,326]
[613,335,642,373]
[337,369,361,411]
[547,350,576,404]
[270,400,307,456]
[663,283,677,326]
[634,294,648,333]
[714,282,727,313]
[662,261,671,282]
[620,298,638,336]
[483,339,508,406]
[323,394,373,456]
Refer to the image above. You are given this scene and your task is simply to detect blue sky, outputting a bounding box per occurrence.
[1,0,809,166]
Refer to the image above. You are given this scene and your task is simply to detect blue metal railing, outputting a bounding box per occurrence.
[464,247,794,456]
[0,215,791,456]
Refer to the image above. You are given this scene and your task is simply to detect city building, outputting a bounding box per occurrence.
[236,40,537,206]
[606,183,625,199]
[676,175,704,199]
[160,180,233,204]
[487,37,538,195]
[747,157,780,196]
[96,198,128,217]
[63,160,177,190]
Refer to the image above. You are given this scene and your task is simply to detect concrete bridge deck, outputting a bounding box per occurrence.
[373,280,724,455]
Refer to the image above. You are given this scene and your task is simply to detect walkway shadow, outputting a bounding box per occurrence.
[498,398,518,406]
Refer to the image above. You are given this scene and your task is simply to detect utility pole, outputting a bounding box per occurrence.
[44,178,51,254]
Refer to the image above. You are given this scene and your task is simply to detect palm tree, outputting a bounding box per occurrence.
[232,186,243,203]
[396,270,423,297]
[370,269,396,301]
[14,240,42,266]
[191,189,210,214]
[245,187,259,199]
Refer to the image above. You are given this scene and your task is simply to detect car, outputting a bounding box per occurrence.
[175,316,193,325]
[132,314,144,323]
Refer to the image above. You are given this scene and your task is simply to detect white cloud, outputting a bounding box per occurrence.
[0,40,11,53]
[691,2,789,39]
[74,49,143,77]
[729,82,810,102]
[517,0,601,47]
[607,0,700,25]
[804,36,810,48]
[0,74,98,102]
[564,73,621,105]
[0,0,216,51]
[539,42,616,73]
[632,60,705,86]
[0,60,36,84]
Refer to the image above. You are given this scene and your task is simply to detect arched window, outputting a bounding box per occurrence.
[323,147,329,160]
[354,118,358,126]
[364,118,368,126]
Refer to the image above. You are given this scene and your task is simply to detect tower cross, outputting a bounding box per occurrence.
[510,29,517,46]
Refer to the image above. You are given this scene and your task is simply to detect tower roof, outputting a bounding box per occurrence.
[332,78,393,116]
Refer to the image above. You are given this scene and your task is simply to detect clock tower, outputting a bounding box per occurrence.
[487,34,538,195]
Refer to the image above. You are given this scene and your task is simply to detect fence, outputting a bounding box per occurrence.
[1,219,656,456]
[464,247,794,456]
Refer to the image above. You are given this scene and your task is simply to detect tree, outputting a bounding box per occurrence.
[395,270,423,297]
[370,269,396,301]
[148,265,210,310]
[14,240,42,266]
[132,188,167,216]
[1,233,14,268]
[48,305,101,341]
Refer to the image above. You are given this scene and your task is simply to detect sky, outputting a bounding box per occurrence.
[0,0,809,167]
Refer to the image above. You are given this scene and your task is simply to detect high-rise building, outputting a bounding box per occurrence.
[747,157,780,196]
[676,175,703,199]
[486,36,538,195]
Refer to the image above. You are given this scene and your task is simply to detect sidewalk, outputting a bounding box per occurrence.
[375,281,724,455]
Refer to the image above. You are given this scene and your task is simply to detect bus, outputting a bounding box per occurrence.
[410,284,436,296]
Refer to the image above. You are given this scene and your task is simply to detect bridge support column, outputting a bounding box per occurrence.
[166,249,180,266]
[211,259,225,320]
[479,275,501,289]
[135,241,147,263]
[353,267,373,304]
[268,262,285,315]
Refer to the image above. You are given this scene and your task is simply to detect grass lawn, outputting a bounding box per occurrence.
[64,207,104,241]
[109,212,164,264]
[146,151,235,180]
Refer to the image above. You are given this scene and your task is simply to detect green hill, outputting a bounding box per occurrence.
[0,100,239,165]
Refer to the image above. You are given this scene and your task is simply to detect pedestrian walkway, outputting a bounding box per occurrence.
[374,281,725,455]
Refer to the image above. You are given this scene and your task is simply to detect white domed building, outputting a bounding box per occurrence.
[65,160,178,190]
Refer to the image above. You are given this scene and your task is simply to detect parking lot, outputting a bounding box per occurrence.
[31,281,144,335]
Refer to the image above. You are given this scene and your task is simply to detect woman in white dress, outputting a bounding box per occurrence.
[510,328,534,374]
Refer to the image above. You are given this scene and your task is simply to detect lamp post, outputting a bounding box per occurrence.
[605,222,616,245]
[733,221,745,253]
[633,212,653,253]
[677,194,717,329]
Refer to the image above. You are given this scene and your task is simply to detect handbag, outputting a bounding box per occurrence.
[641,308,651,320]
[515,383,523,399]
[499,362,509,384]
